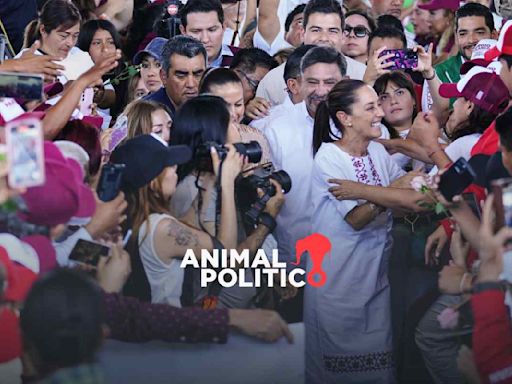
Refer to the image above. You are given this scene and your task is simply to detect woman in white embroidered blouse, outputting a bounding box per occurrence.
[305,79,426,384]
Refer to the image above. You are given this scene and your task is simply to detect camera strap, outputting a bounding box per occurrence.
[196,160,225,310]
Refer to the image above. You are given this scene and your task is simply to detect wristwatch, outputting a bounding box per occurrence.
[258,212,277,232]
[471,281,506,294]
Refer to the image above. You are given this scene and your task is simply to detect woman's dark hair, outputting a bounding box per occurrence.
[374,71,418,139]
[171,95,231,178]
[20,268,103,375]
[25,0,82,48]
[449,102,501,141]
[313,79,367,154]
[77,19,122,53]
[55,120,102,176]
[345,9,377,33]
[124,3,165,60]
[199,68,242,94]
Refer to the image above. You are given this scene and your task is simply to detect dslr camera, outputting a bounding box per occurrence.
[194,141,262,172]
[236,167,292,229]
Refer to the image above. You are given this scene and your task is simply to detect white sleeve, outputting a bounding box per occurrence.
[314,151,358,218]
[264,124,283,169]
[53,227,94,267]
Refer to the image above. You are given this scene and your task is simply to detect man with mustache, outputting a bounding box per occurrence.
[370,0,403,19]
[422,2,497,119]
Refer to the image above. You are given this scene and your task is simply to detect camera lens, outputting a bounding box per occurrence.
[233,141,262,164]
[270,170,292,194]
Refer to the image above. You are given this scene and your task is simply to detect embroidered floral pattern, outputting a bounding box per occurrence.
[323,351,394,373]
[351,155,383,186]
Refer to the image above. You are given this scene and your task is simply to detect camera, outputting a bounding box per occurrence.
[236,167,292,229]
[194,141,262,172]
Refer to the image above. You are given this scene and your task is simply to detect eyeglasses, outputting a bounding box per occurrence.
[343,25,370,38]
[235,69,260,92]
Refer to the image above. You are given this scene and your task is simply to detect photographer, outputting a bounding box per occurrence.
[170,95,289,309]
[111,133,242,307]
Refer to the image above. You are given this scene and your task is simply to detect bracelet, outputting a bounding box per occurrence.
[424,71,436,80]
[258,212,277,232]
[459,272,471,293]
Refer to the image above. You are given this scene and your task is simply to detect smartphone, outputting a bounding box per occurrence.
[79,88,95,116]
[439,158,477,201]
[69,239,110,267]
[492,177,512,229]
[5,118,45,189]
[380,49,418,70]
[97,163,125,202]
[0,72,43,101]
[108,115,128,152]
[462,192,482,220]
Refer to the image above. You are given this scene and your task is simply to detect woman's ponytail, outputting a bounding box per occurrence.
[313,101,334,155]
[23,20,41,49]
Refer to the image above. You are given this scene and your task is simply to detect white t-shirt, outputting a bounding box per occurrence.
[256,57,367,106]
[139,213,184,307]
[249,95,295,132]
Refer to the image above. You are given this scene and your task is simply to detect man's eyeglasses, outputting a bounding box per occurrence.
[343,25,370,38]
[235,69,260,92]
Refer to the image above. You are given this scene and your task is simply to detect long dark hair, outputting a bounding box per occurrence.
[373,71,418,139]
[313,79,367,154]
[171,95,231,178]
[25,0,82,48]
[449,102,502,141]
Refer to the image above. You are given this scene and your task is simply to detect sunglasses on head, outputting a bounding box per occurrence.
[344,25,370,38]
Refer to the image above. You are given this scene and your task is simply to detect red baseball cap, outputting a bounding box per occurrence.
[460,39,498,75]
[485,20,512,61]
[439,66,510,115]
[418,0,459,11]
[0,246,37,303]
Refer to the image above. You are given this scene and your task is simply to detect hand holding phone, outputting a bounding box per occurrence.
[69,239,110,267]
[379,49,418,70]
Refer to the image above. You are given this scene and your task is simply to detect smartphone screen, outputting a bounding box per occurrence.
[69,239,110,267]
[0,72,43,100]
[6,118,45,189]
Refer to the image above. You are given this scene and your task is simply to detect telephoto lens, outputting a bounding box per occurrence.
[194,141,262,172]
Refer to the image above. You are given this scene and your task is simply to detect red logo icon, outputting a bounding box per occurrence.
[293,233,331,287]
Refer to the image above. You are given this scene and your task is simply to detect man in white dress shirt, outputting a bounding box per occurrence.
[256,0,367,107]
[250,44,315,132]
[264,46,346,270]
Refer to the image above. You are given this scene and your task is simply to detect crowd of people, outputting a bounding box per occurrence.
[2,0,512,383]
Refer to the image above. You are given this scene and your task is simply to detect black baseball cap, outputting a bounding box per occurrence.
[110,135,192,193]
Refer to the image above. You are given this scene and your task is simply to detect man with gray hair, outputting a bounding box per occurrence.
[144,35,207,117]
